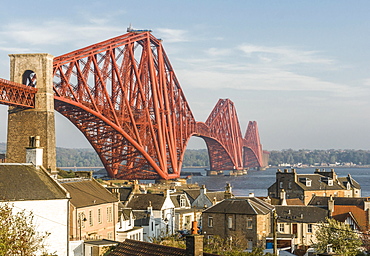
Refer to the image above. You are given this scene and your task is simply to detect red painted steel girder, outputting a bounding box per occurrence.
[53,31,196,180]
[0,78,37,108]
[243,121,263,168]
[203,99,245,170]
[0,31,266,178]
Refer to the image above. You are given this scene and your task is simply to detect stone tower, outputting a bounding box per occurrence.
[6,53,57,176]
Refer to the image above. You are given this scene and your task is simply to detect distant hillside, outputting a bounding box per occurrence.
[56,147,102,167]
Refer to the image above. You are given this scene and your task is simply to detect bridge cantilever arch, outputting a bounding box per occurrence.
[0,31,268,180]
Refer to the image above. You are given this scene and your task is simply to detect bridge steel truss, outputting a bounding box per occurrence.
[0,78,37,108]
[0,31,265,180]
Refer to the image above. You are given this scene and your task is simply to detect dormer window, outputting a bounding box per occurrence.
[180,198,186,208]
[299,177,311,187]
[328,179,333,186]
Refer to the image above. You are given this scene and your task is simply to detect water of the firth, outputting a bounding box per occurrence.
[71,167,370,198]
[184,167,370,198]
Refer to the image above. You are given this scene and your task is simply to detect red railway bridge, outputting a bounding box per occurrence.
[0,31,268,180]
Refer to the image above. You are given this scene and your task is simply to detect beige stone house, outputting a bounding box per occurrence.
[60,178,119,241]
[202,196,274,249]
[268,168,361,205]
[269,205,328,254]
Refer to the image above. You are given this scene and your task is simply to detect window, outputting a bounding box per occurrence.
[279,223,285,232]
[107,206,113,222]
[98,208,102,223]
[247,217,253,229]
[279,182,283,189]
[306,180,311,187]
[185,216,191,227]
[288,182,292,189]
[89,210,93,226]
[107,232,113,240]
[208,216,213,227]
[228,216,233,229]
[180,198,186,208]
[308,224,313,233]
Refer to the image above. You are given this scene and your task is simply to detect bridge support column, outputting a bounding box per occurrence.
[6,53,57,177]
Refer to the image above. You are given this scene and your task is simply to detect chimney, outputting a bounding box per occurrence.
[328,195,334,218]
[186,220,204,256]
[112,188,121,201]
[224,183,233,199]
[200,185,206,195]
[26,136,43,168]
[364,198,370,211]
[280,189,287,206]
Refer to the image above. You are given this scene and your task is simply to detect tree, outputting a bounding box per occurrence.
[0,203,52,256]
[313,218,362,256]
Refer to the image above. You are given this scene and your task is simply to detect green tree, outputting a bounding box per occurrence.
[313,218,362,256]
[0,203,52,256]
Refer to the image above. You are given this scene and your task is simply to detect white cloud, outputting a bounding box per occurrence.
[238,44,334,66]
[178,66,356,97]
[0,20,123,48]
[156,28,189,43]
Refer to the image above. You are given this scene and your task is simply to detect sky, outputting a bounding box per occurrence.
[1,1,370,151]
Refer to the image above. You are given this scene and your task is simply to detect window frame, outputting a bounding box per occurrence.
[208,216,213,227]
[247,217,253,229]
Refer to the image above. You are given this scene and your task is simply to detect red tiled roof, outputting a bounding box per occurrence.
[333,205,369,231]
[108,239,220,256]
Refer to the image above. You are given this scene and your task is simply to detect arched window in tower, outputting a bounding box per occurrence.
[22,70,37,87]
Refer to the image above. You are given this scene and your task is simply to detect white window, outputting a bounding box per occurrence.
[98,208,102,224]
[89,210,93,226]
[208,216,213,227]
[308,224,313,233]
[279,223,285,232]
[107,206,113,222]
[306,180,311,187]
[180,198,186,207]
[228,216,233,229]
[247,217,253,229]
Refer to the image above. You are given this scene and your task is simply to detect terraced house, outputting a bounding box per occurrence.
[202,196,274,249]
[268,168,361,204]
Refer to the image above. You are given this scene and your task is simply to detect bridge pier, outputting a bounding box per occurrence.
[6,53,57,177]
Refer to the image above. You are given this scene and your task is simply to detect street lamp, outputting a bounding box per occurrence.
[78,213,87,240]
[164,212,173,235]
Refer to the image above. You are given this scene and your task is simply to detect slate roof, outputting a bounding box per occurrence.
[60,179,118,208]
[204,198,274,215]
[170,193,191,208]
[296,174,344,191]
[121,208,133,221]
[133,211,151,226]
[308,196,368,207]
[183,189,225,203]
[0,164,68,201]
[275,205,328,223]
[107,239,220,256]
[126,194,166,210]
[106,187,133,202]
[183,189,200,202]
[337,174,361,189]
